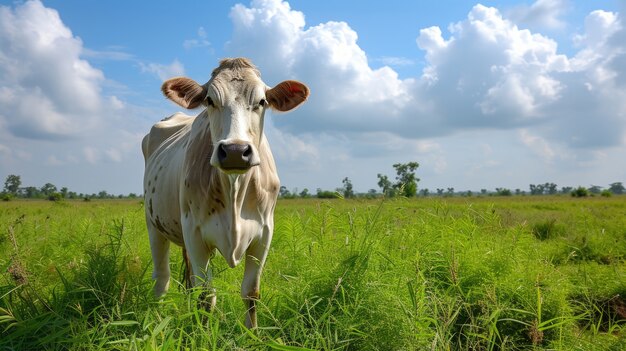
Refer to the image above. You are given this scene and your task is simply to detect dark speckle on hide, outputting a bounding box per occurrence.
[215,198,225,208]
[155,216,168,235]
[148,180,151,186]
[149,198,153,217]
[155,175,158,181]
[159,165,163,171]
[185,212,189,218]
[151,187,155,193]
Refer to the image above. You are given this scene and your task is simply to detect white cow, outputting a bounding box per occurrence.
[142,58,309,328]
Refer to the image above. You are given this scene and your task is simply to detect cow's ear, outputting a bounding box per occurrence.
[266,80,309,112]
[162,77,207,109]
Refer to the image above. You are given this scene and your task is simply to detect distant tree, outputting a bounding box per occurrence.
[529,184,546,195]
[495,188,512,196]
[419,188,430,197]
[128,193,138,199]
[366,189,378,199]
[481,189,488,195]
[60,187,68,198]
[342,177,354,198]
[464,191,473,197]
[41,183,57,197]
[561,186,573,194]
[279,186,291,198]
[377,174,394,197]
[515,189,522,196]
[392,162,419,197]
[23,186,39,198]
[98,190,109,199]
[545,182,558,195]
[588,185,602,194]
[299,188,311,198]
[436,188,445,196]
[609,182,624,194]
[446,187,455,197]
[3,174,21,195]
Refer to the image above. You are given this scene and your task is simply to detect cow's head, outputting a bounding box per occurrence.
[161,58,309,173]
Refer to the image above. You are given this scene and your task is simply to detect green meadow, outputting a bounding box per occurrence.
[1,196,625,350]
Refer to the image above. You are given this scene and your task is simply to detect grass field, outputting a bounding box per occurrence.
[1,196,625,350]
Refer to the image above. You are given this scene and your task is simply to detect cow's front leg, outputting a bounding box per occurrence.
[242,234,271,328]
[183,226,216,311]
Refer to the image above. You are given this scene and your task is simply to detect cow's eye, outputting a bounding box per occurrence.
[207,96,215,107]
[259,99,267,107]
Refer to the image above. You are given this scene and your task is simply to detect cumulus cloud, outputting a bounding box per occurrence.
[0,0,106,139]
[140,59,185,81]
[183,27,211,50]
[223,0,625,156]
[508,0,569,30]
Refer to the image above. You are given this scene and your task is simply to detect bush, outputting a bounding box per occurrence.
[601,190,612,197]
[532,219,563,240]
[2,193,14,201]
[47,192,63,202]
[571,186,589,198]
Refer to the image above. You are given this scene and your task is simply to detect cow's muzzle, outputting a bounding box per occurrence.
[217,142,259,172]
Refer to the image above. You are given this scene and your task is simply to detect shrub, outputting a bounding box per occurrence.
[601,190,612,197]
[532,219,563,240]
[571,186,589,198]
[47,192,62,202]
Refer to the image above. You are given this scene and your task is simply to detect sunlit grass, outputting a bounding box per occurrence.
[1,196,625,350]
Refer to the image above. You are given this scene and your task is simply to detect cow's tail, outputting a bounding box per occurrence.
[182,247,193,289]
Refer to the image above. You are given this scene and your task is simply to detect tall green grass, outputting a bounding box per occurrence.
[1,197,625,350]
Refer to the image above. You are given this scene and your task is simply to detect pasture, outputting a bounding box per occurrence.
[1,196,625,350]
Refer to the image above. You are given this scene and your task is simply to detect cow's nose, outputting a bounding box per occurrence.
[217,142,256,171]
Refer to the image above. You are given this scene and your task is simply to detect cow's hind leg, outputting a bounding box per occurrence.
[148,225,171,297]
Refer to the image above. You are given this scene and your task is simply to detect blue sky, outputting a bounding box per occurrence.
[1,0,624,195]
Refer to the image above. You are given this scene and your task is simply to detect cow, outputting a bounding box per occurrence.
[141,58,309,328]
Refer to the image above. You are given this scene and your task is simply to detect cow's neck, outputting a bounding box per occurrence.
[185,111,260,216]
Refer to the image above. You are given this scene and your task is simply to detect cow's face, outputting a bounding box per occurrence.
[161,58,309,174]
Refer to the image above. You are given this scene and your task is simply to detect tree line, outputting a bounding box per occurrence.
[3,169,624,202]
[1,174,139,201]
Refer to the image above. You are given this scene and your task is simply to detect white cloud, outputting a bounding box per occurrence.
[183,27,211,50]
[140,59,185,81]
[378,56,415,67]
[83,147,99,164]
[508,0,569,30]
[0,0,107,139]
[217,0,626,193]
[519,129,557,162]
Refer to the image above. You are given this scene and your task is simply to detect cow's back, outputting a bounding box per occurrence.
[142,112,194,161]
[143,112,195,245]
